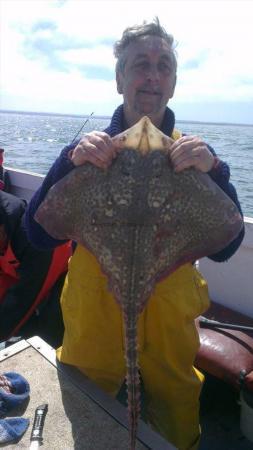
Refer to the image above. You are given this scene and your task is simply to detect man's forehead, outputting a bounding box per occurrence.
[126,35,172,57]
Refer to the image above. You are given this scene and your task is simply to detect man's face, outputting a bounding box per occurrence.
[116,35,177,127]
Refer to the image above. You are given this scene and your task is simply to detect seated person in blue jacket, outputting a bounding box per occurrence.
[0,189,68,347]
[25,17,244,450]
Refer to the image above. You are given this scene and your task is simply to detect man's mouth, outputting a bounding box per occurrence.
[138,89,161,96]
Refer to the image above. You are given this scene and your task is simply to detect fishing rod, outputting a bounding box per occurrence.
[71,111,94,143]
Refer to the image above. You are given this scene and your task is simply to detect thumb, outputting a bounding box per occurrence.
[162,136,174,154]
[112,131,129,152]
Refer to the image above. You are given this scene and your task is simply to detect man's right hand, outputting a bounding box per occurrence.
[71,131,118,169]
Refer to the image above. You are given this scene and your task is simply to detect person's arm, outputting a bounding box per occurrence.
[26,132,117,250]
[25,143,76,250]
[206,145,245,262]
[170,137,245,262]
[0,217,53,340]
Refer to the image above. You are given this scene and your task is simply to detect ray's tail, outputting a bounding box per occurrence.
[124,311,141,450]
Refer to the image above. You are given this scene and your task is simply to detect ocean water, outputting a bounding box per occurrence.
[0,111,252,218]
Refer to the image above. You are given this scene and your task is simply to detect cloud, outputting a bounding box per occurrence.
[0,0,253,123]
[78,65,114,80]
[18,15,116,75]
[180,49,210,71]
[31,20,57,32]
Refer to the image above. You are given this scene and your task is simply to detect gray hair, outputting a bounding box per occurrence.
[114,17,177,73]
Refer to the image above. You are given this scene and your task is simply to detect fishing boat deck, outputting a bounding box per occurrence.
[199,374,252,450]
[0,337,174,450]
[1,337,253,449]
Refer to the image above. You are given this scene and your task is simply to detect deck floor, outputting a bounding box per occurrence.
[0,344,148,450]
[1,338,253,449]
[199,374,253,450]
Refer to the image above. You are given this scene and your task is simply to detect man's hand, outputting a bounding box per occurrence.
[169,135,215,173]
[71,131,118,169]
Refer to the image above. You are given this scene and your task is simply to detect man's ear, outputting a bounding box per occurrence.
[116,70,124,94]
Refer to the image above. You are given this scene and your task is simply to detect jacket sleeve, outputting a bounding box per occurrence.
[206,145,245,262]
[25,143,77,250]
[0,215,53,340]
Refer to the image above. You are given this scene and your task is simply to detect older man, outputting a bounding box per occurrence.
[26,18,244,450]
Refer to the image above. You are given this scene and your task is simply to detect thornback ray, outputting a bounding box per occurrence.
[35,116,243,450]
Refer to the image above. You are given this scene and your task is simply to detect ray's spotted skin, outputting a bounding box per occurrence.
[35,117,243,450]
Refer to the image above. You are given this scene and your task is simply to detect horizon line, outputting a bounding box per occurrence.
[0,108,252,128]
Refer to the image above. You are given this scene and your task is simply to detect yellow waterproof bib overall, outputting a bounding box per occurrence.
[57,129,211,450]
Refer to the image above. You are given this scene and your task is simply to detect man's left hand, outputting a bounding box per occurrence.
[169,135,215,173]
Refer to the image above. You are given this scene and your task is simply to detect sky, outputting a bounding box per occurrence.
[0,0,253,124]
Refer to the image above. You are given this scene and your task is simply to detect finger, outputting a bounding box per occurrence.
[92,131,113,146]
[170,139,207,169]
[85,146,114,167]
[170,138,201,157]
[90,131,116,152]
[170,149,198,171]
[76,132,116,163]
[108,141,119,158]
[170,146,193,166]
[162,136,174,153]
[173,156,196,173]
[172,146,207,172]
[111,133,129,152]
[86,134,112,155]
[192,145,215,172]
[84,150,111,169]
[170,135,201,152]
[92,134,118,159]
[71,142,91,166]
[72,142,110,167]
[78,131,114,157]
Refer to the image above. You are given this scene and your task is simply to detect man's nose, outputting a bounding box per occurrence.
[146,65,160,81]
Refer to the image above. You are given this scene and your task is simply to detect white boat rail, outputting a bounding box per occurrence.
[199,216,253,318]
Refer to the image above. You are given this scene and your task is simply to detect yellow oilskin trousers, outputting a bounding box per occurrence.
[57,244,210,450]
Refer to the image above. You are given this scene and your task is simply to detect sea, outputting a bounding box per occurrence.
[0,110,253,218]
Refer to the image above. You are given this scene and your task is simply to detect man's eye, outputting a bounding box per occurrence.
[134,61,149,70]
[158,62,171,71]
